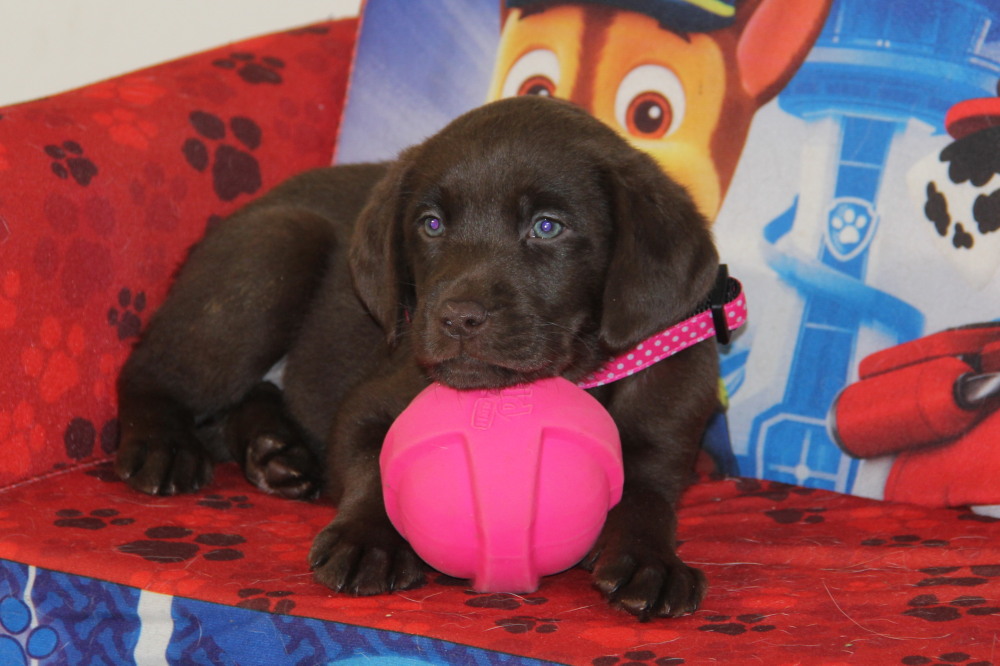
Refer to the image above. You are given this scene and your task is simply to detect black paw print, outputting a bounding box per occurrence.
[182,111,262,202]
[914,565,999,589]
[463,591,549,612]
[54,507,134,530]
[900,650,993,665]
[64,417,119,461]
[735,478,816,502]
[198,494,254,510]
[904,593,1000,623]
[45,141,98,186]
[765,507,826,525]
[593,651,685,666]
[212,52,284,85]
[494,615,560,635]
[861,534,949,549]
[698,613,778,636]
[108,287,146,340]
[236,588,295,614]
[117,525,246,563]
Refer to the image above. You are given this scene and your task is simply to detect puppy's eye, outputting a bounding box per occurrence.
[421,216,445,237]
[614,64,685,139]
[530,217,563,239]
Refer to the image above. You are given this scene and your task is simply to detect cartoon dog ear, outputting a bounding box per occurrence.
[734,0,833,104]
[349,151,415,346]
[600,151,719,353]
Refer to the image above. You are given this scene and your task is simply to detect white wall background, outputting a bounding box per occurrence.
[0,0,362,107]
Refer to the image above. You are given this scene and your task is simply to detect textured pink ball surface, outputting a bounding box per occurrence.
[381,377,623,593]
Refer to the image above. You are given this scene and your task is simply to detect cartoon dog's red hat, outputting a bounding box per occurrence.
[504,0,737,32]
[945,85,1000,139]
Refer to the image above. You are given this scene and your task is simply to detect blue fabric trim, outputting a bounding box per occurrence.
[1,559,558,665]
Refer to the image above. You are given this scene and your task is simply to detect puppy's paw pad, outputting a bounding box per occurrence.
[115,432,213,496]
[243,434,321,500]
[310,522,427,596]
[593,553,706,620]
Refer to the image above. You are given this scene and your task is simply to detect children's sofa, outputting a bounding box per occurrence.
[1,15,999,666]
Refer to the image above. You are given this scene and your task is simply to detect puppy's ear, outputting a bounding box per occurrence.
[349,152,414,345]
[600,152,720,352]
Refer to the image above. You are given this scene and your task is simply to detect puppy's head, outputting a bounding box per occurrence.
[350,96,718,389]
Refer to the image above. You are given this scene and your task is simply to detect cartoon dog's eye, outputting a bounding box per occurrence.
[421,216,445,237]
[501,49,560,99]
[518,75,556,97]
[530,217,563,239]
[615,64,685,139]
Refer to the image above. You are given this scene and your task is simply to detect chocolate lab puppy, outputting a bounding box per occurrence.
[115,96,720,620]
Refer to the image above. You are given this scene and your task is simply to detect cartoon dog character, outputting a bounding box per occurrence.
[489,0,833,219]
[832,92,1000,513]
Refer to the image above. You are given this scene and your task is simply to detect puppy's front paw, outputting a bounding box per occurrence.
[585,547,707,621]
[309,519,426,596]
[115,427,213,496]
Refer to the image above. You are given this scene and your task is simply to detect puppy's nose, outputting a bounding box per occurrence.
[440,300,488,338]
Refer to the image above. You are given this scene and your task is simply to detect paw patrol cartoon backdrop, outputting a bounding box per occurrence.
[337,0,1000,512]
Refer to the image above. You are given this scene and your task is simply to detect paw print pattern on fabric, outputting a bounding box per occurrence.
[107,288,146,340]
[63,417,118,461]
[198,494,254,510]
[212,52,285,85]
[901,650,994,665]
[697,613,778,636]
[914,565,1000,589]
[593,650,685,666]
[904,593,1000,622]
[236,588,295,614]
[734,477,817,502]
[0,596,59,665]
[765,507,826,525]
[463,591,549,612]
[44,141,98,186]
[117,525,246,563]
[0,270,19,331]
[861,534,949,548]
[54,507,134,530]
[494,616,560,635]
[21,317,85,404]
[182,111,262,202]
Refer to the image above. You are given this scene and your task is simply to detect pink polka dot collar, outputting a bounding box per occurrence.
[578,269,747,389]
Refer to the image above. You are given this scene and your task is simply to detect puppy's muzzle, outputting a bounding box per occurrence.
[440,299,489,339]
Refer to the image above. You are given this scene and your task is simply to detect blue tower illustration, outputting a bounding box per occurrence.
[745,0,1000,492]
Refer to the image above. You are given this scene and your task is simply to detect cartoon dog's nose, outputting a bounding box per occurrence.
[440,300,489,338]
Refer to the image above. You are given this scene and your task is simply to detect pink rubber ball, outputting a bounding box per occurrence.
[381,376,623,593]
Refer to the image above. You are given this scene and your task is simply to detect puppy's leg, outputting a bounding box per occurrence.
[308,364,428,595]
[584,346,717,620]
[116,206,337,495]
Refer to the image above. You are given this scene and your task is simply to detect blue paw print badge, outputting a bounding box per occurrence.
[826,198,878,262]
[0,596,58,664]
